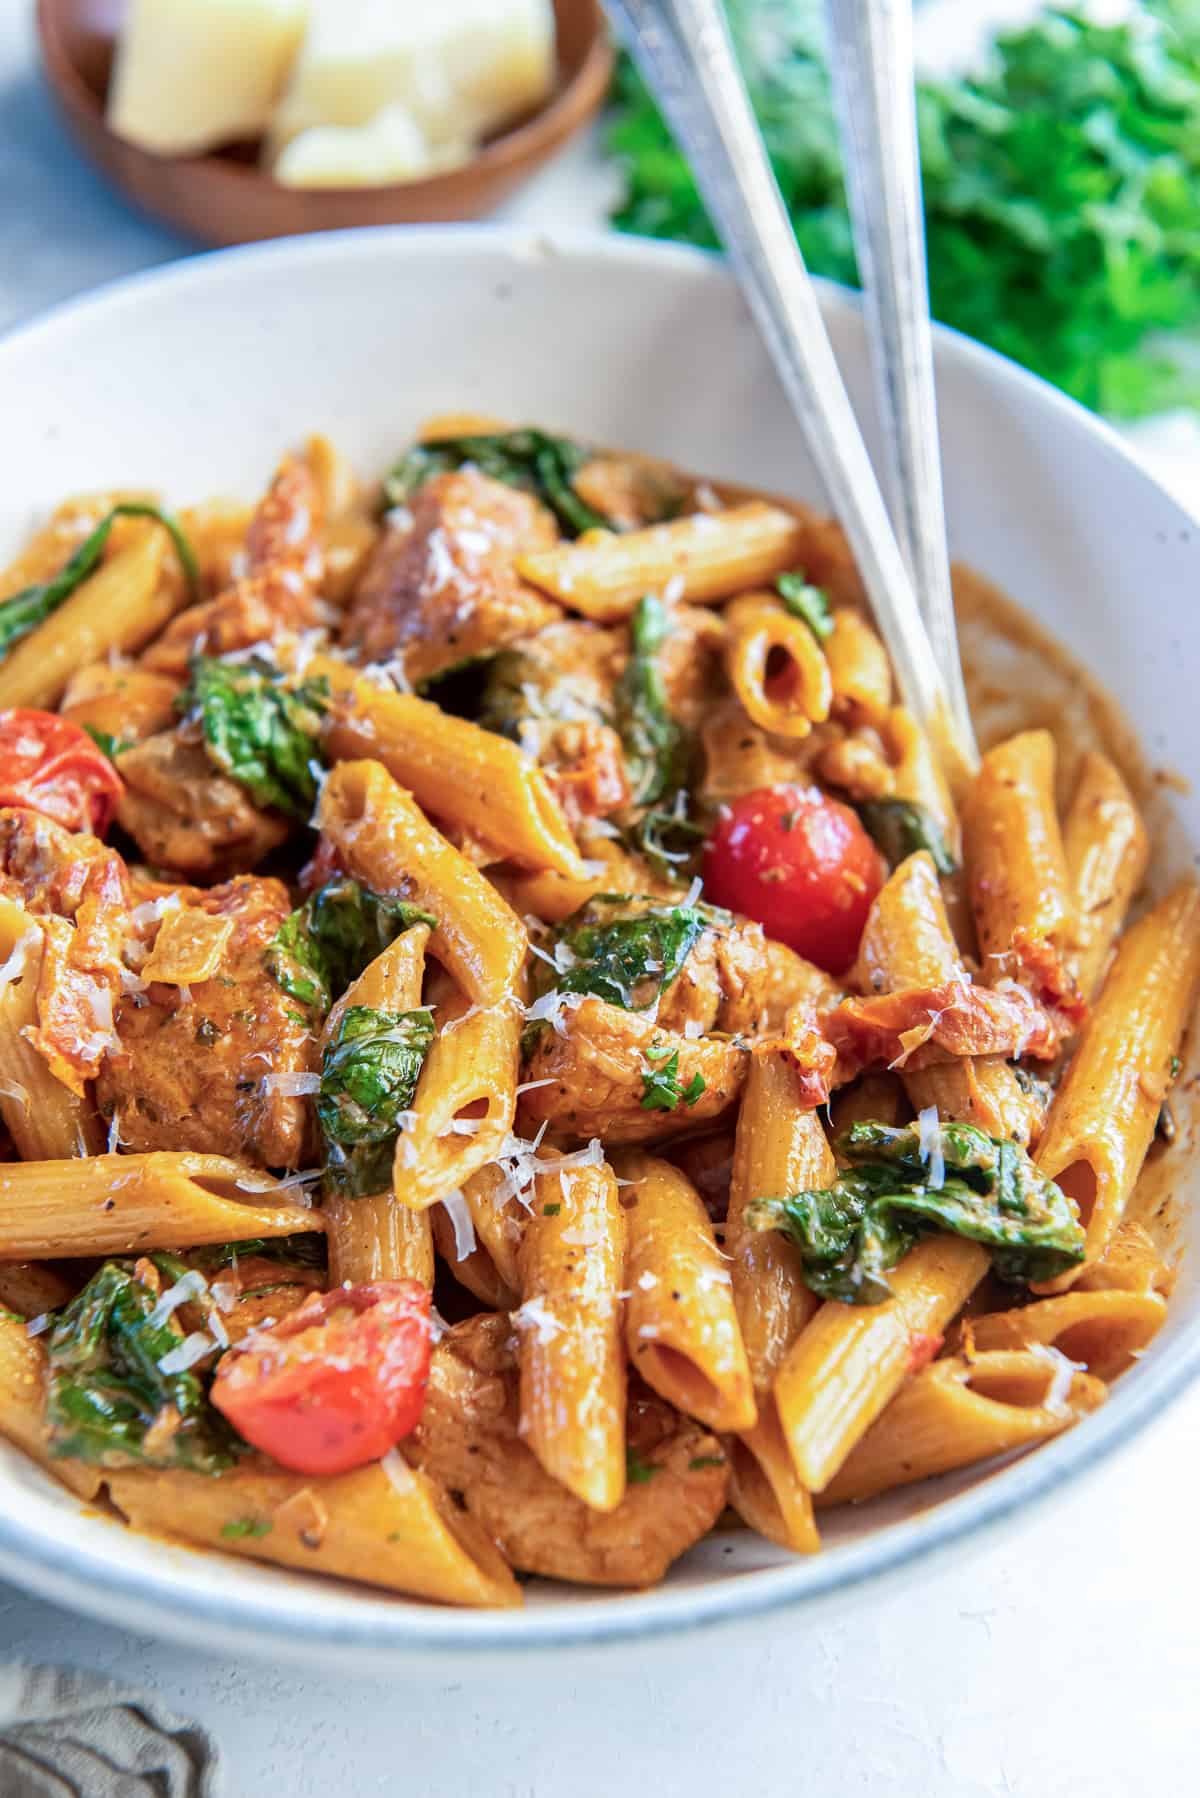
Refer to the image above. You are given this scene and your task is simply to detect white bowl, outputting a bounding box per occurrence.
[0,227,1197,1669]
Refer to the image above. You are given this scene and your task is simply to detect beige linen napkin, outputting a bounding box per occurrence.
[0,1663,220,1796]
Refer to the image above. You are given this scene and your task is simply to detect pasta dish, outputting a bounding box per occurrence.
[0,421,1190,1609]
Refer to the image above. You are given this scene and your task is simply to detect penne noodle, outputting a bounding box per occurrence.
[321,926,434,1287]
[0,526,180,711]
[819,1350,1106,1506]
[723,1050,833,1551]
[517,1159,626,1511]
[517,502,807,623]
[392,997,521,1212]
[461,1164,526,1296]
[966,1289,1168,1381]
[0,1154,323,1261]
[308,654,585,879]
[105,1455,521,1608]
[431,1200,516,1309]
[963,729,1074,998]
[0,900,105,1160]
[1063,752,1149,1002]
[318,759,527,1008]
[855,853,1042,1147]
[0,1315,103,1500]
[1035,883,1200,1286]
[885,707,959,857]
[617,1151,756,1433]
[826,608,892,729]
[724,592,832,740]
[774,1236,987,1491]
[1075,1220,1174,1297]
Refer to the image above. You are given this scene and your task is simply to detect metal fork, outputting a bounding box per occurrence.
[604,0,979,790]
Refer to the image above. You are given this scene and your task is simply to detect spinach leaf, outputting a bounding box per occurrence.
[857,799,958,876]
[776,572,833,640]
[625,1447,660,1484]
[747,1117,1085,1304]
[189,1235,326,1273]
[318,1004,435,1196]
[0,503,199,661]
[44,1257,239,1473]
[266,877,436,1012]
[180,655,329,819]
[548,894,711,1011]
[640,1043,706,1111]
[616,595,691,808]
[382,429,614,537]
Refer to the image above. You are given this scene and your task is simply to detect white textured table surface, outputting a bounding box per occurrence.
[3,6,1200,1793]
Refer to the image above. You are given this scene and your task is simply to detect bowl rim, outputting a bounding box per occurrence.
[35,0,614,202]
[1,224,1198,1660]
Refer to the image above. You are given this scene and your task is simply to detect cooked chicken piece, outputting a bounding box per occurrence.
[114,731,289,878]
[142,458,327,676]
[826,980,1071,1083]
[520,995,747,1144]
[658,915,829,1038]
[698,697,822,804]
[570,452,693,531]
[481,621,630,822]
[96,875,316,1167]
[193,1256,325,1347]
[409,1315,728,1587]
[0,809,131,1093]
[657,604,726,732]
[340,468,561,683]
[60,663,181,749]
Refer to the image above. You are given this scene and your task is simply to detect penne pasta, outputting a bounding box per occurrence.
[0,1155,323,1261]
[106,1455,521,1608]
[723,592,832,740]
[460,1164,526,1296]
[0,526,179,711]
[1035,883,1200,1285]
[392,997,522,1212]
[774,1236,987,1491]
[0,899,105,1160]
[517,1159,626,1511]
[317,759,527,1008]
[963,729,1074,999]
[826,608,892,729]
[517,502,807,623]
[0,1314,103,1500]
[966,1289,1168,1381]
[819,1350,1106,1506]
[310,654,586,879]
[431,1200,516,1309]
[1063,751,1149,1002]
[617,1150,756,1434]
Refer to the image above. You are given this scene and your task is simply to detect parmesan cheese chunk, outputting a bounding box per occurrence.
[273,103,471,189]
[266,0,556,165]
[108,0,307,156]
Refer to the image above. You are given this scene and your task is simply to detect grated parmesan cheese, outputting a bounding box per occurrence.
[916,1105,946,1190]
[511,1295,564,1345]
[259,1071,322,1098]
[1028,1341,1084,1417]
[440,1189,476,1262]
[147,1269,210,1330]
[0,1076,30,1113]
[25,1313,51,1338]
[0,929,36,993]
[157,1330,216,1374]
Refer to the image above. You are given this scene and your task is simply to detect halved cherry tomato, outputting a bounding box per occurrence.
[703,783,885,974]
[210,1280,432,1476]
[0,709,123,836]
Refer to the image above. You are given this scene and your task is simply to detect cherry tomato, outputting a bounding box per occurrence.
[0,709,123,836]
[703,784,885,973]
[210,1280,431,1476]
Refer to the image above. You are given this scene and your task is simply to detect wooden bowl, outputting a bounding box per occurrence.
[36,0,613,246]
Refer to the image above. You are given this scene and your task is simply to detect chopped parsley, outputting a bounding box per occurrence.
[625,1447,660,1484]
[542,1202,562,1217]
[776,571,833,640]
[221,1517,273,1540]
[688,1454,727,1472]
[747,1118,1086,1304]
[640,1043,706,1112]
[83,725,134,762]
